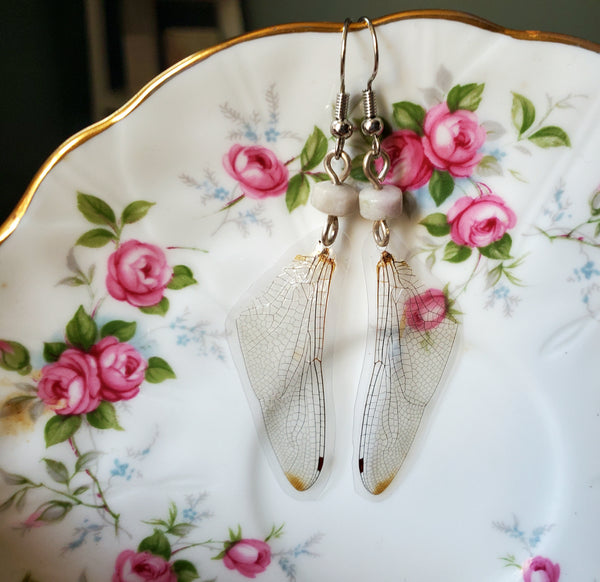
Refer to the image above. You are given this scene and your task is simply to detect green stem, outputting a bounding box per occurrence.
[32,483,102,510]
[536,226,600,248]
[454,253,482,299]
[68,436,120,533]
[170,539,218,556]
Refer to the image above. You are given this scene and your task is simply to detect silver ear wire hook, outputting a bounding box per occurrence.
[358,16,379,92]
[359,16,389,190]
[330,18,354,160]
[339,18,350,94]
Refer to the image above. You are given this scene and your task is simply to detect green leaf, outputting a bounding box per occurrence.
[300,126,328,171]
[172,560,200,582]
[57,276,86,287]
[66,306,97,351]
[100,320,137,342]
[43,342,68,363]
[447,83,485,112]
[167,265,197,290]
[392,101,426,134]
[309,172,330,183]
[229,525,242,542]
[0,395,36,418]
[443,241,472,263]
[511,92,536,135]
[428,170,455,206]
[139,297,169,317]
[590,190,600,216]
[285,173,310,212]
[138,529,172,560]
[0,467,32,486]
[486,264,503,287]
[44,415,82,447]
[121,201,155,225]
[76,192,117,228]
[75,451,101,473]
[477,155,503,177]
[0,493,17,512]
[350,154,368,182]
[145,357,176,384]
[86,401,123,431]
[170,523,196,537]
[0,340,31,375]
[73,485,90,495]
[528,126,571,148]
[39,500,72,523]
[76,228,116,248]
[168,501,178,526]
[479,233,513,260]
[265,523,285,541]
[595,222,600,238]
[212,549,228,561]
[43,458,70,485]
[419,213,450,237]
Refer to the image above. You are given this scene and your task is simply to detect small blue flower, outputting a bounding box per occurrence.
[183,508,198,521]
[487,148,506,160]
[110,459,131,480]
[244,124,258,142]
[177,334,190,346]
[493,285,510,299]
[265,127,280,142]
[214,187,229,200]
[240,210,259,224]
[580,261,600,280]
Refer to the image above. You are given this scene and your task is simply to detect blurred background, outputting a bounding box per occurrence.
[1,0,599,224]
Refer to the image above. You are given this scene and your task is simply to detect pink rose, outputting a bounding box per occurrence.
[447,192,517,248]
[522,556,561,582]
[91,337,147,402]
[422,102,486,177]
[38,349,101,415]
[405,289,447,331]
[223,539,271,578]
[106,240,173,308]
[376,130,433,190]
[223,145,289,199]
[112,550,176,582]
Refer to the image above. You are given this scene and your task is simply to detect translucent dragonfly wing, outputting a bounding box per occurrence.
[358,251,458,495]
[234,249,335,492]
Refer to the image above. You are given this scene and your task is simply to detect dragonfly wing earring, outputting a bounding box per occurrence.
[229,20,358,494]
[354,18,459,496]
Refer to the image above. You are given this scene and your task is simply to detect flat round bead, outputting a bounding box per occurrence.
[359,184,403,220]
[311,181,359,217]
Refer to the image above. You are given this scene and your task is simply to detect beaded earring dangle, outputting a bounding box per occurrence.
[353,18,459,496]
[228,20,359,495]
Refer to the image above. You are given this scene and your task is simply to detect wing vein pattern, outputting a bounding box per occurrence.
[358,251,458,495]
[236,249,334,491]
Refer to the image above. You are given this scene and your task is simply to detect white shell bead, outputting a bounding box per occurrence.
[311,181,359,217]
[359,184,403,220]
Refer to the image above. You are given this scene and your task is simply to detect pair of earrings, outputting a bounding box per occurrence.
[229,18,458,497]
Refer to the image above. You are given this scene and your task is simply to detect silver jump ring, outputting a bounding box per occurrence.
[324,150,352,185]
[373,219,390,248]
[362,150,390,189]
[321,214,339,247]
